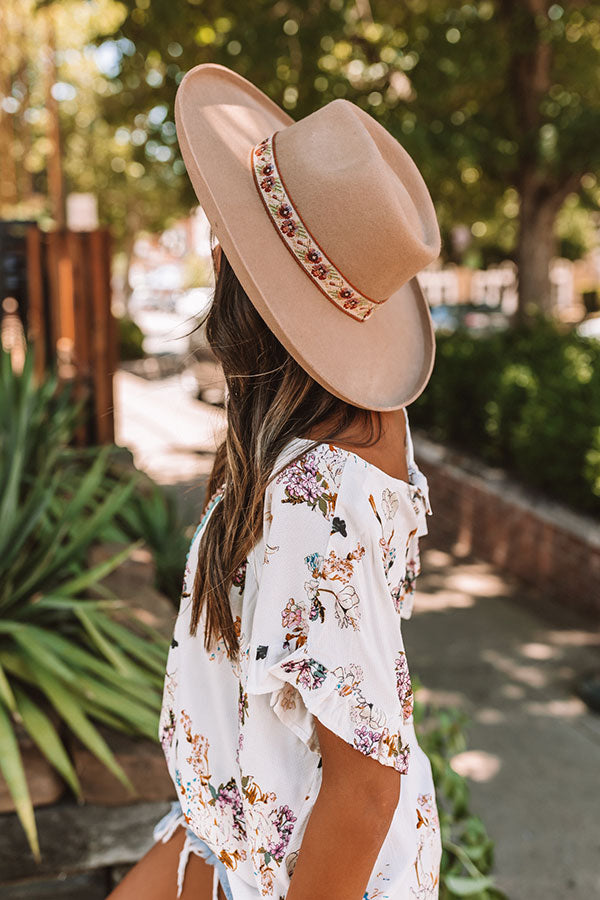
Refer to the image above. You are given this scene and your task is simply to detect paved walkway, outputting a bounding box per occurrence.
[114,367,600,900]
[408,547,600,899]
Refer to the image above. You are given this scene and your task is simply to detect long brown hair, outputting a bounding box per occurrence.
[191,250,381,661]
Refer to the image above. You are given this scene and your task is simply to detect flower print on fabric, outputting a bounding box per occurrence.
[395,651,414,723]
[208,639,227,664]
[331,584,361,631]
[232,560,247,593]
[209,615,243,665]
[176,710,300,892]
[331,515,347,536]
[176,711,248,869]
[281,597,309,652]
[411,792,442,899]
[276,650,411,774]
[160,707,176,755]
[331,662,411,773]
[391,529,421,617]
[239,683,249,727]
[276,445,345,520]
[159,671,177,754]
[280,656,328,690]
[369,490,400,578]
[320,543,365,584]
[302,544,365,631]
[264,543,279,565]
[240,773,298,896]
[279,682,298,712]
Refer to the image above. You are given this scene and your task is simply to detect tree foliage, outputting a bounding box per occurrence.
[2,1,600,313]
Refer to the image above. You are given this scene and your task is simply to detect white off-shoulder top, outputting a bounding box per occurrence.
[158,407,442,899]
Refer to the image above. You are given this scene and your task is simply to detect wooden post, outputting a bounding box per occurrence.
[25,226,45,382]
[89,228,114,444]
[66,230,92,446]
[16,223,116,446]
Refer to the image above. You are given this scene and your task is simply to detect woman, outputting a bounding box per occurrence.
[109,64,442,900]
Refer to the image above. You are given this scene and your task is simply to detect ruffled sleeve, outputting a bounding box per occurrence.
[245,444,416,775]
[404,405,432,529]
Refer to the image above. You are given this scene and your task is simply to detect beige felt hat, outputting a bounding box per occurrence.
[175,63,441,411]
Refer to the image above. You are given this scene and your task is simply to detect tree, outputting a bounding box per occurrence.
[3,1,599,318]
[496,0,600,317]
[388,0,600,318]
[99,0,600,319]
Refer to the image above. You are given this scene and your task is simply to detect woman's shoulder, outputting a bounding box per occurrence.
[267,439,350,521]
[264,434,427,539]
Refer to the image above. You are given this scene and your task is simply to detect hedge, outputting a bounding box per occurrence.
[410,314,600,518]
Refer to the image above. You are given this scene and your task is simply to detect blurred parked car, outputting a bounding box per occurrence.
[430,304,464,332]
[175,287,213,321]
[125,286,214,357]
[430,302,509,335]
[575,313,600,341]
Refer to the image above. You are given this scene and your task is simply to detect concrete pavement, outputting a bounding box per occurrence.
[407,546,600,899]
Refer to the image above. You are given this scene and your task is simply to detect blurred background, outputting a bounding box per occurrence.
[1,2,599,899]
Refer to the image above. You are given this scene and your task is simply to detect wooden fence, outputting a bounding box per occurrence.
[0,221,117,445]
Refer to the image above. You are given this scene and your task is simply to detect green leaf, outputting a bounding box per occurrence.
[14,687,81,799]
[66,670,159,739]
[10,628,162,702]
[75,608,135,676]
[13,472,140,603]
[21,659,135,794]
[13,628,161,732]
[58,539,144,597]
[444,874,495,896]
[0,698,40,860]
[0,472,60,587]
[93,614,168,674]
[8,628,78,686]
[0,660,18,716]
[27,596,124,613]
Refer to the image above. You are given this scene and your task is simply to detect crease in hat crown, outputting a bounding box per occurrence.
[254,99,441,304]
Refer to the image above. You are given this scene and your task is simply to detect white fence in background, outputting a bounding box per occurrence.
[417,260,575,315]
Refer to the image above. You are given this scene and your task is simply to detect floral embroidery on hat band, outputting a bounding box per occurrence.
[251,133,385,323]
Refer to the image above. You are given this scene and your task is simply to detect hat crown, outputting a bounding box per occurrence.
[273,99,441,300]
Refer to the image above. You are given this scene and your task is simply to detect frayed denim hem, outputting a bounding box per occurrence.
[153,801,235,900]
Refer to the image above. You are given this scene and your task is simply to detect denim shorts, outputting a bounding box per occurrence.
[153,800,234,900]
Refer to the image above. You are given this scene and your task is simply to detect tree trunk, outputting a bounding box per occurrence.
[515,169,582,323]
[515,183,557,322]
[44,8,65,229]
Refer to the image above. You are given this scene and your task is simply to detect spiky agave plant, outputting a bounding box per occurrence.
[0,347,168,858]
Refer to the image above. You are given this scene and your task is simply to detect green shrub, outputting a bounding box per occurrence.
[411,314,600,516]
[0,347,168,858]
[109,479,191,605]
[117,314,146,360]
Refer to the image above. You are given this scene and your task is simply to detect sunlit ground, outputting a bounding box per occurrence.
[409,546,600,900]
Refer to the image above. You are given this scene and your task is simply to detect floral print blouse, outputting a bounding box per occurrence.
[158,407,442,899]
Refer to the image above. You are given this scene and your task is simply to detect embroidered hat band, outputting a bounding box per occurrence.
[251,133,387,323]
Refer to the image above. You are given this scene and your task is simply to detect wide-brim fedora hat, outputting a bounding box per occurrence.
[175,63,441,411]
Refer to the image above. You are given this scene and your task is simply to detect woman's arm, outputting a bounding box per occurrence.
[286,716,402,900]
[105,823,219,900]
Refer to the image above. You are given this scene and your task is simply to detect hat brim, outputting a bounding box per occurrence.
[175,64,436,412]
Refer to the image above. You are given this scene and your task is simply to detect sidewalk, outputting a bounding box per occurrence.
[114,367,600,900]
[408,545,600,900]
